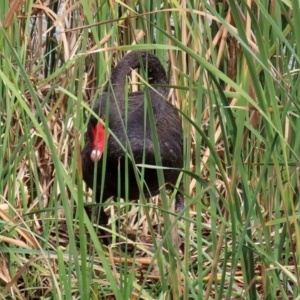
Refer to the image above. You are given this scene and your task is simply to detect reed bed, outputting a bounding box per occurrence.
[0,0,299,299]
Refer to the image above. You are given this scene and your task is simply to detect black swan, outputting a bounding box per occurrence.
[81,51,183,239]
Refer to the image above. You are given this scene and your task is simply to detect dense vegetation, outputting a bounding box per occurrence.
[0,0,299,299]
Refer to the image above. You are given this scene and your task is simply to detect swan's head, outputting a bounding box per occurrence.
[90,118,106,161]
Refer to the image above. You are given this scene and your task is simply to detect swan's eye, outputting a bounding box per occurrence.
[100,115,105,121]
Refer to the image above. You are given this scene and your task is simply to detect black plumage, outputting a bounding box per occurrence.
[81,51,183,233]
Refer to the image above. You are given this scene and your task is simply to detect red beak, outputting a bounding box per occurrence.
[90,122,105,161]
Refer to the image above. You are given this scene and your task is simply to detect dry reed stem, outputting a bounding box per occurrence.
[4,0,23,28]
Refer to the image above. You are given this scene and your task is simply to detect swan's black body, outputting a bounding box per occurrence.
[81,51,183,232]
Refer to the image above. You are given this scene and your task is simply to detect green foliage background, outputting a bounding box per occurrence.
[0,0,299,299]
